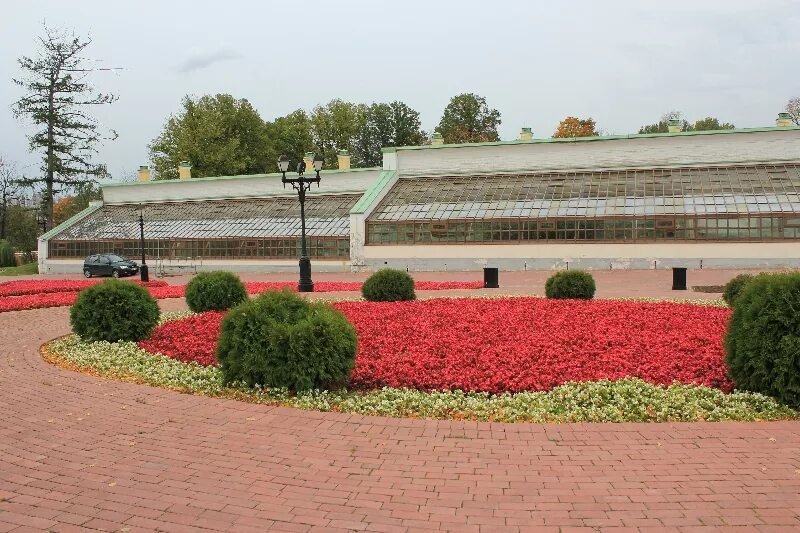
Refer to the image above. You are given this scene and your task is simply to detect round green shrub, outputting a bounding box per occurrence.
[70,280,160,342]
[361,268,416,302]
[215,290,357,391]
[0,240,15,267]
[545,270,596,299]
[724,273,800,407]
[185,271,247,312]
[722,273,754,307]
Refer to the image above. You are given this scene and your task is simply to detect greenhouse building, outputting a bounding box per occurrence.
[39,118,800,274]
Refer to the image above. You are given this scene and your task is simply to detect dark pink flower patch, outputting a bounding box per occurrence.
[138,298,734,394]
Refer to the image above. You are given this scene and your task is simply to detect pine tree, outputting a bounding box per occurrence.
[12,26,119,230]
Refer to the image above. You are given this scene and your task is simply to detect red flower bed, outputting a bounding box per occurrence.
[0,280,170,312]
[138,298,734,393]
[0,279,482,313]
[140,311,225,366]
[0,279,167,297]
[244,281,363,294]
[242,281,482,294]
[0,292,78,313]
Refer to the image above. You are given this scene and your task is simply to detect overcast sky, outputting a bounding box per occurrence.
[2,0,799,181]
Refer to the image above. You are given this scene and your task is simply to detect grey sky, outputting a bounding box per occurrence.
[2,0,799,182]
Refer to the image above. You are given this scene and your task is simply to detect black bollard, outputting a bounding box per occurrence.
[483,267,499,289]
[672,267,687,290]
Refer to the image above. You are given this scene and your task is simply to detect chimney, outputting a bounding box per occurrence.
[431,132,444,145]
[519,127,533,141]
[178,161,191,179]
[303,152,314,172]
[337,150,351,170]
[776,112,793,127]
[137,165,151,182]
[667,119,682,133]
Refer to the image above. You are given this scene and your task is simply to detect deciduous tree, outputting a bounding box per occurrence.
[149,94,271,179]
[0,158,22,241]
[11,25,118,230]
[310,100,367,169]
[264,110,315,172]
[638,111,734,134]
[52,183,101,225]
[691,117,735,131]
[784,97,800,126]
[436,93,501,144]
[353,101,426,167]
[553,116,599,138]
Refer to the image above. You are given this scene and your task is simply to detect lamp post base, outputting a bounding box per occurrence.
[298,257,314,292]
[140,264,149,282]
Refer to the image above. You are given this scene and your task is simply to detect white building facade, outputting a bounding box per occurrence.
[39,125,800,274]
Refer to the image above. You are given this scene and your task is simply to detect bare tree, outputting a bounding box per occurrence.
[786,97,800,126]
[11,25,120,230]
[0,158,22,240]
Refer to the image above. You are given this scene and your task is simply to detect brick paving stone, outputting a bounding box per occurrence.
[0,292,799,532]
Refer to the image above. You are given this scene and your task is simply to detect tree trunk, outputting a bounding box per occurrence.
[45,75,55,231]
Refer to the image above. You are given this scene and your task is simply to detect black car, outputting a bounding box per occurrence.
[83,254,139,278]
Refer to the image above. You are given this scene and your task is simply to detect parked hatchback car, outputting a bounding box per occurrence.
[83,254,139,278]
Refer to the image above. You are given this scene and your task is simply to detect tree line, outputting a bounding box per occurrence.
[147,93,501,179]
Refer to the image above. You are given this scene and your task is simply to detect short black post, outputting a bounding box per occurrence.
[138,211,149,282]
[672,267,687,290]
[483,267,499,288]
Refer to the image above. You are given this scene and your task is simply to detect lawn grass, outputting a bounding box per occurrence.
[0,262,39,276]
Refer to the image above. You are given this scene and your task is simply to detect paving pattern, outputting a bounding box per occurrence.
[0,301,799,532]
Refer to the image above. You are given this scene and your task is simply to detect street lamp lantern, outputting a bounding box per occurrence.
[312,154,324,172]
[277,155,290,173]
[277,154,323,292]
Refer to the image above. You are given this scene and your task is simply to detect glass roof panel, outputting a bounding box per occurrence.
[368,164,800,221]
[51,195,360,241]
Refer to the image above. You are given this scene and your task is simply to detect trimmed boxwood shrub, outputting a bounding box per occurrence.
[216,290,357,391]
[362,268,415,302]
[724,273,800,407]
[185,271,247,312]
[70,280,160,342]
[0,240,15,267]
[545,270,596,299]
[722,274,754,307]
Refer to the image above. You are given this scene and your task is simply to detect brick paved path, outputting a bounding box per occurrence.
[1,306,799,532]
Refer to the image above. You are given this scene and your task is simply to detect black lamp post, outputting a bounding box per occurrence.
[278,154,323,292]
[138,206,149,282]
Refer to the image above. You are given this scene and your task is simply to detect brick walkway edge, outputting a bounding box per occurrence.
[0,305,799,532]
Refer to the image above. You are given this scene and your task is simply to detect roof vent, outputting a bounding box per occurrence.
[303,152,315,172]
[519,127,533,141]
[431,132,444,145]
[776,112,793,127]
[667,119,682,133]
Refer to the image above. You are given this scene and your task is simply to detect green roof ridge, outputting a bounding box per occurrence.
[351,170,395,215]
[381,126,800,153]
[103,166,382,188]
[39,203,103,241]
[108,191,367,205]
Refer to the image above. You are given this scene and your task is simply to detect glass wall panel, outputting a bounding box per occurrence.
[49,238,350,259]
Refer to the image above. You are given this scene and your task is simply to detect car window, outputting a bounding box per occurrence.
[107,255,126,262]
[99,257,110,264]
[86,255,97,262]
